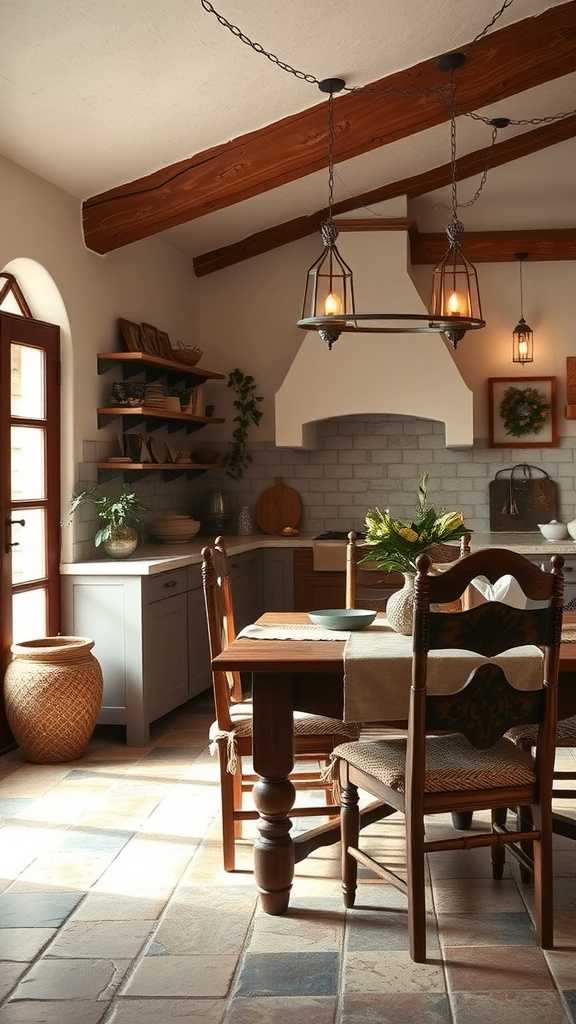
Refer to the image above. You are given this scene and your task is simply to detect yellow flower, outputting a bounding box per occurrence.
[398,526,419,543]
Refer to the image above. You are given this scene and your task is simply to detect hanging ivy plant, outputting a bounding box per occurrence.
[225,368,263,480]
[500,385,549,437]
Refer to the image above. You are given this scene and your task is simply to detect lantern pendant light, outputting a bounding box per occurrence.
[512,252,534,365]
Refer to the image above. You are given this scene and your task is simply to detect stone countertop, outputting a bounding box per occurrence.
[60,531,576,577]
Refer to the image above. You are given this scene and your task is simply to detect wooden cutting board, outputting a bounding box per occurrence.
[255,477,303,535]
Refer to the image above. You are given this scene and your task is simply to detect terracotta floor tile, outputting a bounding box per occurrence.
[450,991,569,1024]
[437,912,536,947]
[444,945,554,991]
[343,950,445,994]
[432,878,524,914]
[107,998,226,1023]
[10,958,130,1001]
[341,993,451,1023]
[122,954,237,998]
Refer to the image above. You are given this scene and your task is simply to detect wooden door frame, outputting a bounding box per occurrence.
[0,310,61,677]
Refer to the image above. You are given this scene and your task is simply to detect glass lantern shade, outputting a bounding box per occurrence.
[430,246,483,324]
[301,241,356,324]
[512,317,534,364]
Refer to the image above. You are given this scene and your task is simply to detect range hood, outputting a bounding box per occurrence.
[276,206,473,449]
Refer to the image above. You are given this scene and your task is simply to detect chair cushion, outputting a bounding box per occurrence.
[210,701,360,743]
[508,715,576,747]
[333,733,535,794]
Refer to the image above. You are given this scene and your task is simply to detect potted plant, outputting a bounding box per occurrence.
[362,474,472,634]
[225,368,263,480]
[70,488,147,558]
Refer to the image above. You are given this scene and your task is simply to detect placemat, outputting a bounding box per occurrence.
[238,623,351,642]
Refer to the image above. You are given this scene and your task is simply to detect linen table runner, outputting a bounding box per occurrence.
[343,619,543,723]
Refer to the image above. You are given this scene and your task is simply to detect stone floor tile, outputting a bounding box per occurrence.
[108,998,226,1023]
[10,958,129,1001]
[122,955,237,998]
[437,912,536,946]
[0,964,27,1000]
[235,952,339,997]
[432,878,524,914]
[72,892,167,922]
[341,993,451,1023]
[0,1002,108,1023]
[427,847,512,879]
[0,800,33,819]
[227,996,337,1023]
[343,950,445,994]
[346,908,439,953]
[565,991,576,1023]
[546,951,576,989]
[0,929,56,961]
[0,892,82,928]
[351,881,434,911]
[248,903,343,954]
[10,851,113,893]
[56,826,133,854]
[444,945,554,991]
[46,920,153,959]
[150,909,251,957]
[450,991,569,1024]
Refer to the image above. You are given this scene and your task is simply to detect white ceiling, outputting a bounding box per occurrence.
[1,0,574,259]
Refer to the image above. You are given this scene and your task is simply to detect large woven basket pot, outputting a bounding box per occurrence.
[4,637,103,764]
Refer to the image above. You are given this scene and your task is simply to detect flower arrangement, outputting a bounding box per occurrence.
[70,488,147,548]
[362,474,471,575]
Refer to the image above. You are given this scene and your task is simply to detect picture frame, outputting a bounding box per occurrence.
[117,317,142,353]
[155,329,172,359]
[140,322,160,355]
[488,376,558,448]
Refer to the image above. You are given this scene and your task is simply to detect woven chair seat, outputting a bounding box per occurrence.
[332,733,535,794]
[508,715,576,747]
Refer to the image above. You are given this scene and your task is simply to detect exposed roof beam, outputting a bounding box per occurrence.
[83,1,576,254]
[411,227,576,263]
[193,114,576,275]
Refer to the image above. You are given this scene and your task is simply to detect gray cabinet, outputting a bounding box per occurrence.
[62,545,296,746]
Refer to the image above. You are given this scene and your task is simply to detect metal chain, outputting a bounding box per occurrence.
[449,77,459,222]
[466,108,576,126]
[470,0,515,43]
[327,91,336,221]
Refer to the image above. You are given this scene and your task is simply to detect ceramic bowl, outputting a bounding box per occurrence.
[567,520,576,541]
[150,516,201,544]
[538,520,569,541]
[308,608,377,631]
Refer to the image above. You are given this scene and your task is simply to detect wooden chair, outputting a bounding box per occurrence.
[332,548,564,961]
[345,532,471,611]
[202,537,360,872]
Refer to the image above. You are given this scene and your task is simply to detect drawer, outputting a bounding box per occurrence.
[144,567,189,604]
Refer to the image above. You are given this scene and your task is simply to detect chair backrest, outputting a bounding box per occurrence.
[407,548,564,809]
[345,532,471,611]
[201,538,243,731]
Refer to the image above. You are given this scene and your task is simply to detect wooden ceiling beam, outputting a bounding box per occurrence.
[193,114,576,276]
[411,227,576,263]
[83,2,576,254]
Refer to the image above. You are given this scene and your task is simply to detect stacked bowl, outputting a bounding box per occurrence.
[150,515,201,544]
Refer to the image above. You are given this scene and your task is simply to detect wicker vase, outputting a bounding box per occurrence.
[386,573,415,635]
[4,637,103,764]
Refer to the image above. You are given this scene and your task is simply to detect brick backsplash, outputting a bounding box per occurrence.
[72,415,576,559]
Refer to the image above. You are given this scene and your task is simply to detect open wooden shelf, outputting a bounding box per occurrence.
[97,460,221,480]
[97,406,225,431]
[97,351,225,382]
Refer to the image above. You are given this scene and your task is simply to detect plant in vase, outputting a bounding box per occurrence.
[225,368,263,480]
[362,474,471,635]
[70,488,147,559]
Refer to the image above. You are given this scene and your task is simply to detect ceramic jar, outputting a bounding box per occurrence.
[102,526,139,558]
[4,637,103,763]
[386,574,415,635]
[237,506,253,536]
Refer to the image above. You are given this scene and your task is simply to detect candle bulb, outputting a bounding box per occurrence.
[324,291,342,316]
[447,291,461,315]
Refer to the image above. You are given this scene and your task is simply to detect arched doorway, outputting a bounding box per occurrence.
[0,262,69,750]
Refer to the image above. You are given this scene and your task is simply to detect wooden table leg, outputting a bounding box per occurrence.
[252,673,295,914]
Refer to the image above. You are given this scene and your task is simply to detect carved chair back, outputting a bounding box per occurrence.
[346,532,471,611]
[408,548,564,809]
[201,538,243,732]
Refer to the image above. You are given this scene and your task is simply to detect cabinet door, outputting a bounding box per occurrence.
[229,551,262,630]
[261,549,294,611]
[143,593,188,721]
[293,549,345,611]
[187,586,212,699]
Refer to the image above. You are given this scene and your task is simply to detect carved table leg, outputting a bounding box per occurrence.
[451,811,474,830]
[252,672,295,914]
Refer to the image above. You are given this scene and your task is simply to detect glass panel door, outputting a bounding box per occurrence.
[0,311,60,746]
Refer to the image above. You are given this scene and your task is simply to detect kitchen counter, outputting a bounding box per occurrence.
[60,531,576,576]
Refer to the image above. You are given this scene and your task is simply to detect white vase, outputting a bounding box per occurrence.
[386,573,415,635]
[102,527,138,559]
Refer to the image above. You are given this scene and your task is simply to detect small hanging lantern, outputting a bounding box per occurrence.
[430,219,483,349]
[512,253,534,365]
[300,219,356,349]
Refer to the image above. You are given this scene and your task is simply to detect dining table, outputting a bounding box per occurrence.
[212,609,576,915]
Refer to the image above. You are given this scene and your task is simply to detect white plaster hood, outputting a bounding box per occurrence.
[275,203,473,448]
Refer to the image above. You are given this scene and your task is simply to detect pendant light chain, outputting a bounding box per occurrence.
[519,258,525,319]
[327,91,336,222]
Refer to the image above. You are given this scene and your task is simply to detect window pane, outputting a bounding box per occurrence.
[11,344,45,419]
[11,509,46,585]
[12,588,47,644]
[11,426,45,500]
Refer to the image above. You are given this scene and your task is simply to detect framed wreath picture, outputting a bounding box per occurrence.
[488,376,558,448]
